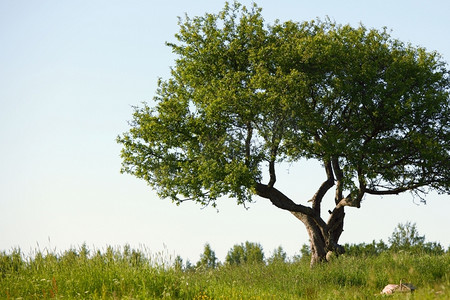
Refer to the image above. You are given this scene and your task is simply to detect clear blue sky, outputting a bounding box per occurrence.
[1,0,449,262]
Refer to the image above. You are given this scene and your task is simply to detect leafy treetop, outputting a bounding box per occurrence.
[118,2,449,210]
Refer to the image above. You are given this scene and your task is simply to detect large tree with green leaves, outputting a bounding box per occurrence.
[118,2,450,266]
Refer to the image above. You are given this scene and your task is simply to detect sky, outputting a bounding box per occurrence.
[1,0,449,263]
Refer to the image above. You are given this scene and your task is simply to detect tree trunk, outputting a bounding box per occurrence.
[292,208,345,267]
[254,182,346,267]
[304,215,328,265]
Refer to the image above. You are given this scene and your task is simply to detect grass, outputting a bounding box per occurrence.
[1,245,449,299]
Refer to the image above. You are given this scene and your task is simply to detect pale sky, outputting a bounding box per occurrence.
[1,0,449,263]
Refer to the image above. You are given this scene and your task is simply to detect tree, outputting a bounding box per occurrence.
[225,241,264,265]
[267,246,287,264]
[344,240,388,256]
[117,2,450,266]
[388,222,425,251]
[196,243,218,269]
[388,222,445,254]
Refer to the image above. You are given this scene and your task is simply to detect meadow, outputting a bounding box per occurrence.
[1,243,449,299]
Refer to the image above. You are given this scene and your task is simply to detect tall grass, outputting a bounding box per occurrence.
[1,245,449,299]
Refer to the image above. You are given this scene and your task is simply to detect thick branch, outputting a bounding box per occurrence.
[267,131,280,188]
[331,157,343,204]
[255,183,314,216]
[255,182,333,244]
[268,156,276,188]
[336,170,366,209]
[311,160,334,213]
[336,192,363,209]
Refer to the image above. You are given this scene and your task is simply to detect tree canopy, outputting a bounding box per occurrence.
[118,2,449,208]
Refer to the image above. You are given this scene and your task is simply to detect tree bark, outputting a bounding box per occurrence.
[291,212,327,265]
[291,209,345,267]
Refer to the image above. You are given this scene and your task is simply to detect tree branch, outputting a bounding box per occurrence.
[268,158,276,188]
[244,121,252,166]
[255,183,315,216]
[331,157,343,204]
[365,183,426,195]
[311,160,334,214]
[335,192,363,209]
[268,127,281,188]
[335,170,366,209]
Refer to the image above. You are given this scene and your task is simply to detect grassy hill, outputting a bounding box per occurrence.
[1,244,449,299]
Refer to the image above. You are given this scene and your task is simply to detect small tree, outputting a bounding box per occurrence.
[225,241,264,265]
[225,244,245,266]
[388,222,425,251]
[174,255,184,271]
[118,2,450,266]
[267,246,287,264]
[291,244,312,263]
[196,243,218,269]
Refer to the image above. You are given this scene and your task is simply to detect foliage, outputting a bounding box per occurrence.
[117,1,450,210]
[225,241,265,265]
[267,245,287,264]
[389,221,425,250]
[174,255,184,271]
[300,243,312,257]
[387,222,446,255]
[343,222,446,256]
[344,240,389,256]
[196,243,218,269]
[1,244,449,299]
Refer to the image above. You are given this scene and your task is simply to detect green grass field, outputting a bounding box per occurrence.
[1,245,449,299]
